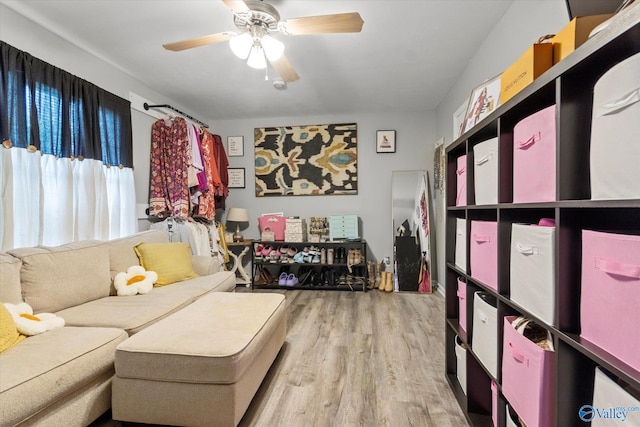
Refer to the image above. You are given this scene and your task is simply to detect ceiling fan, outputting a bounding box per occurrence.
[163,0,364,83]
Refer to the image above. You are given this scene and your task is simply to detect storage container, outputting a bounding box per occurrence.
[456,155,467,206]
[500,42,554,104]
[506,405,521,427]
[491,380,499,427]
[454,218,466,271]
[591,367,640,427]
[513,105,556,203]
[590,52,640,200]
[455,336,467,394]
[329,214,358,241]
[473,137,499,205]
[470,220,498,291]
[581,230,640,371]
[457,277,467,332]
[510,223,556,325]
[501,316,555,427]
[472,292,498,378]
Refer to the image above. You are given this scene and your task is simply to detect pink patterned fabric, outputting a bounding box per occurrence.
[196,130,221,220]
[149,117,190,219]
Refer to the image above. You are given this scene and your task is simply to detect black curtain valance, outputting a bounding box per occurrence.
[0,40,133,167]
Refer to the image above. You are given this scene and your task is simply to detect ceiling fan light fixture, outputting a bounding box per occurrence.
[229,32,252,59]
[261,34,284,61]
[247,45,267,69]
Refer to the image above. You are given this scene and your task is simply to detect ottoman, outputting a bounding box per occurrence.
[112,292,286,427]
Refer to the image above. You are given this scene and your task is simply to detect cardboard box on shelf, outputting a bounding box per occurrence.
[552,14,613,63]
[500,42,553,104]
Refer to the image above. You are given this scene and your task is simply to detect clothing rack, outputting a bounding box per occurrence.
[143,102,209,129]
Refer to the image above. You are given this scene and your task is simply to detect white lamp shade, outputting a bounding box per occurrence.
[261,35,284,61]
[227,208,250,223]
[247,45,267,69]
[229,32,252,59]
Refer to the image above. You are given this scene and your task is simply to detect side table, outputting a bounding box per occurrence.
[226,240,253,287]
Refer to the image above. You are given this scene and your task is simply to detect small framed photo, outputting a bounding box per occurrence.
[227,136,244,157]
[376,130,396,153]
[228,168,246,188]
[461,75,501,134]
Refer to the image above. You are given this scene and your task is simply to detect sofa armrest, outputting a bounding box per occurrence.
[191,255,223,276]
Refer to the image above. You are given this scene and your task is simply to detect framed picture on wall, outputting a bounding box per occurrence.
[461,75,501,134]
[376,130,396,153]
[228,168,246,188]
[227,136,244,157]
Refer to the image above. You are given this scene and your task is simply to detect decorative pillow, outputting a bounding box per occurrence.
[0,303,24,353]
[134,242,198,286]
[3,302,65,336]
[114,266,158,296]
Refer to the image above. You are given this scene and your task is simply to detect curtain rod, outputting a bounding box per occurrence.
[143,103,209,129]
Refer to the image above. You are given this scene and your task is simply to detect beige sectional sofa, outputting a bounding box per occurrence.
[0,229,236,427]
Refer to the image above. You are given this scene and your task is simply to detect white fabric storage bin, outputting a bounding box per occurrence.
[591,367,640,426]
[472,291,498,378]
[506,405,520,427]
[473,137,499,205]
[455,336,467,394]
[454,218,466,271]
[590,51,640,200]
[509,223,556,325]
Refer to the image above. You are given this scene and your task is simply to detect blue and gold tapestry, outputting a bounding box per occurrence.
[254,123,358,196]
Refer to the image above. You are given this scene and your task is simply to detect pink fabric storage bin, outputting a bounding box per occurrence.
[501,316,555,427]
[513,105,556,203]
[457,278,466,332]
[470,220,498,291]
[581,230,640,371]
[456,155,467,206]
[491,380,498,427]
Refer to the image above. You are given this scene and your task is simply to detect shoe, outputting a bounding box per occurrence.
[285,273,299,286]
[385,271,394,292]
[379,271,387,291]
[261,245,273,258]
[312,254,321,263]
[321,248,326,264]
[278,272,289,286]
[327,248,334,265]
[293,252,305,263]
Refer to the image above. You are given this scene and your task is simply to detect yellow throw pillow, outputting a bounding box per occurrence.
[134,242,198,286]
[0,302,25,353]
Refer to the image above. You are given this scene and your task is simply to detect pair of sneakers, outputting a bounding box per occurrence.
[278,272,298,286]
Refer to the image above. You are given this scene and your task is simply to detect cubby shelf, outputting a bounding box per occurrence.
[445,6,640,427]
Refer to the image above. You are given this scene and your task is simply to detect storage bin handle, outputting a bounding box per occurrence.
[479,313,488,323]
[594,257,640,279]
[515,243,538,255]
[475,152,494,165]
[508,342,530,367]
[457,290,465,298]
[517,132,541,150]
[598,88,640,117]
[473,233,490,243]
[456,167,466,175]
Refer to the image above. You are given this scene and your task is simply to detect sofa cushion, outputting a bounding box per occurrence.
[0,303,24,353]
[55,272,235,335]
[8,241,111,313]
[107,230,169,294]
[0,326,127,426]
[0,254,23,304]
[134,242,198,286]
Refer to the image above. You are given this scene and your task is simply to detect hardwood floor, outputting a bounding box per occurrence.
[94,289,469,427]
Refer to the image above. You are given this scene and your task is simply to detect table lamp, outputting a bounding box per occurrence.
[227,208,250,242]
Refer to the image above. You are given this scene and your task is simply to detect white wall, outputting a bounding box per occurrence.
[214,111,435,264]
[432,0,569,292]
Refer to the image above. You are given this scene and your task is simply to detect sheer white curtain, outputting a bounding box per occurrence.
[0,147,136,251]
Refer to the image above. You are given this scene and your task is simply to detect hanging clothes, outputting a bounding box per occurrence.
[212,133,230,210]
[149,117,190,219]
[196,129,222,220]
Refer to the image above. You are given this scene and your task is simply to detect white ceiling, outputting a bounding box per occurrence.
[1,0,516,120]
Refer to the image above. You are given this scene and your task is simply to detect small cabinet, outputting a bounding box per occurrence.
[251,240,368,292]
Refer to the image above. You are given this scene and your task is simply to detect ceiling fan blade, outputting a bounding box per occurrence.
[269,55,300,83]
[163,32,232,51]
[221,0,250,14]
[281,12,364,35]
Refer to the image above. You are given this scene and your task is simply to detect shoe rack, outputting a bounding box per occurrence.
[252,240,369,292]
[444,8,640,427]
